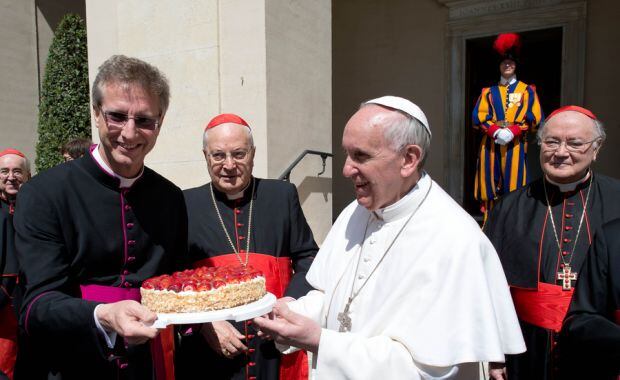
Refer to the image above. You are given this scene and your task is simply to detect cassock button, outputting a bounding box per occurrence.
[126,223,134,229]
[246,320,253,326]
[240,249,245,253]
[563,238,571,243]
[124,205,131,211]
[247,334,255,339]
[119,362,129,369]
[239,236,245,240]
[127,256,136,262]
[248,362,256,367]
[249,377,256,380]
[564,226,573,231]
[128,240,136,246]
[123,270,129,275]
[363,257,370,262]
[562,251,569,256]
[237,223,243,227]
[235,209,241,214]
[560,263,565,268]
[123,281,131,287]
[358,274,364,279]
[565,213,573,218]
[248,348,255,353]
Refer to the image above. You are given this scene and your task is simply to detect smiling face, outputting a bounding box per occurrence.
[499,59,516,79]
[0,154,29,201]
[540,111,600,184]
[204,123,255,195]
[341,105,421,211]
[93,82,162,178]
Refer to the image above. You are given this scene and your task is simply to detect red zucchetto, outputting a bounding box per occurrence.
[204,113,250,131]
[0,148,25,158]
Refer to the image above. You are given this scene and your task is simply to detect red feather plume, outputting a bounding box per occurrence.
[493,33,521,56]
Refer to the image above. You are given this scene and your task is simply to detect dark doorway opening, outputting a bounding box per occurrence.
[463,27,563,218]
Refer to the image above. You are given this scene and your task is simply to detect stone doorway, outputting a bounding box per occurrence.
[463,27,563,217]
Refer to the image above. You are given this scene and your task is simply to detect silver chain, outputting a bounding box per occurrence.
[543,175,592,267]
[209,178,255,266]
[327,180,433,330]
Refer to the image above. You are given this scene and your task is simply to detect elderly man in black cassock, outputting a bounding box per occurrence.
[485,106,620,379]
[0,149,30,380]
[559,218,620,379]
[13,55,187,380]
[176,113,317,380]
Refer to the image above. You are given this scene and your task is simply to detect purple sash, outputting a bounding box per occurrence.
[80,284,141,303]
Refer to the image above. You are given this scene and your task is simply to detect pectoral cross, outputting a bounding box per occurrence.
[337,298,353,332]
[558,265,578,291]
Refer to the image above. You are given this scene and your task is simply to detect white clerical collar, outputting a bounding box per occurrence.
[546,171,590,192]
[92,144,143,188]
[374,172,431,223]
[500,76,517,86]
[221,179,252,200]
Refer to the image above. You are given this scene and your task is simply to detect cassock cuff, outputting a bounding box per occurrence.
[94,304,117,348]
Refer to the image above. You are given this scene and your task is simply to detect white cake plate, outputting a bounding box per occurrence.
[150,292,276,329]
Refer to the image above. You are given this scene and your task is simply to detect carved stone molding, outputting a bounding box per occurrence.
[437,0,566,19]
[441,0,587,203]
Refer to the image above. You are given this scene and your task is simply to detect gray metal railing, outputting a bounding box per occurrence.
[278,150,333,182]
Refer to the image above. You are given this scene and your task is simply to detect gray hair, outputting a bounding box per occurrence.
[203,125,255,151]
[92,55,170,117]
[361,104,431,169]
[537,117,606,148]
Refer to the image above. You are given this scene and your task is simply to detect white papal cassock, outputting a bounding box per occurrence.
[285,173,525,379]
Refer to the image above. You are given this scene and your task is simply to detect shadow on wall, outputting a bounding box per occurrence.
[296,176,331,205]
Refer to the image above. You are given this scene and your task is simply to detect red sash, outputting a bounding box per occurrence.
[194,253,309,380]
[0,302,17,380]
[511,282,574,332]
[80,284,175,380]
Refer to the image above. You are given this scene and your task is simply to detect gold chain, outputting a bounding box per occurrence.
[543,175,592,267]
[209,178,255,266]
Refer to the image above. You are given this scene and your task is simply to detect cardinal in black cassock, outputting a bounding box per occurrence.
[176,114,318,380]
[485,106,620,379]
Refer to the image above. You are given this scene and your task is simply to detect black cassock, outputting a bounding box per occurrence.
[559,218,620,380]
[485,173,620,379]
[0,200,19,377]
[177,178,317,380]
[13,154,188,380]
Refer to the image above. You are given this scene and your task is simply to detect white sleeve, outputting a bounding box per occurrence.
[94,304,117,348]
[317,328,470,379]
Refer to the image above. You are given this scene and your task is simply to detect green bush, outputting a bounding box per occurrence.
[36,14,90,171]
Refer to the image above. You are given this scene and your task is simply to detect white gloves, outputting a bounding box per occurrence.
[493,128,514,145]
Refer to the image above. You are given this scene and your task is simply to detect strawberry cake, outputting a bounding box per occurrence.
[140,265,266,313]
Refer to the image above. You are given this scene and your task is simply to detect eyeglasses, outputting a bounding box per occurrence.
[539,138,600,153]
[0,169,25,179]
[100,109,159,131]
[207,150,251,163]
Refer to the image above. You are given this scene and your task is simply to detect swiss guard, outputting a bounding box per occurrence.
[472,33,543,219]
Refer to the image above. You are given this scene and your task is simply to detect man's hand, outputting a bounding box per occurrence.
[488,362,507,380]
[95,300,159,345]
[253,301,321,354]
[201,321,247,359]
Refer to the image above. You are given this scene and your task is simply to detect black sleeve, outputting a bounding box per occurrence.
[13,182,105,360]
[284,184,318,299]
[560,219,620,376]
